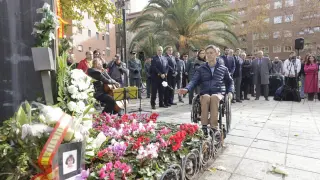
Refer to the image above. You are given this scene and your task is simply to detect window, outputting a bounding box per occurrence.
[261,33,269,39]
[77,45,83,52]
[88,29,91,37]
[253,47,259,53]
[273,31,281,38]
[273,45,281,53]
[283,30,292,37]
[284,14,293,22]
[89,47,92,51]
[305,27,314,34]
[106,24,110,32]
[106,34,110,47]
[285,0,294,7]
[261,46,269,53]
[96,32,99,40]
[78,27,82,34]
[274,1,282,9]
[314,26,320,32]
[264,18,270,23]
[284,46,292,52]
[274,16,282,24]
[253,33,259,40]
[102,35,105,40]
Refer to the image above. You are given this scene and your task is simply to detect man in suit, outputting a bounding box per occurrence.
[144,57,152,98]
[150,46,169,109]
[220,47,235,76]
[252,51,272,101]
[128,51,142,97]
[175,52,185,103]
[233,48,244,102]
[165,46,177,105]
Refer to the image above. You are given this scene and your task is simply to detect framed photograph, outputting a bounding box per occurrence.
[57,141,85,180]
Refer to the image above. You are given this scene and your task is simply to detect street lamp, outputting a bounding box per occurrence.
[115,0,130,66]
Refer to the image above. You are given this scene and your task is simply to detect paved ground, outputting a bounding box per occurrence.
[127,95,320,180]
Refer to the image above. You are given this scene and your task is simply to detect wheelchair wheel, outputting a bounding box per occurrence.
[191,96,201,123]
[225,95,232,133]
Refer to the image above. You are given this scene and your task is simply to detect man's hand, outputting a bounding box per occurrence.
[115,82,121,88]
[161,74,165,79]
[178,88,188,95]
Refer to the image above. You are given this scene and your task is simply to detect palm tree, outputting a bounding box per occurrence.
[129,0,239,54]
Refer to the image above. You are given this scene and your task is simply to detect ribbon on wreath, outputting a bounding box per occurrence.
[56,0,68,38]
[32,113,73,180]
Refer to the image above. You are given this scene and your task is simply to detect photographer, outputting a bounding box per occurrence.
[107,54,129,87]
[283,51,301,89]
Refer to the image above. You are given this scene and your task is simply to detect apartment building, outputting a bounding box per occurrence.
[65,12,117,62]
[227,0,320,59]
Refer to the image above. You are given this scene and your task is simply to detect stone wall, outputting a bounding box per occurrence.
[0,0,51,122]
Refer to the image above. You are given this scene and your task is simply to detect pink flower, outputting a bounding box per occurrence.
[109,171,115,180]
[106,162,113,171]
[160,127,171,135]
[99,168,107,179]
[114,160,122,169]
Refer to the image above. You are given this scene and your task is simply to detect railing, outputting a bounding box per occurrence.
[159,129,223,180]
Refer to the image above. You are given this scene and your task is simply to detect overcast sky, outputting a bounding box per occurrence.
[130,0,149,13]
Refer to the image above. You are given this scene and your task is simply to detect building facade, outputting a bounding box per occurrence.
[65,12,117,62]
[227,0,320,59]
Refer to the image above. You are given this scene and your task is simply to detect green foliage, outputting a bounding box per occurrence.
[129,0,239,53]
[0,102,45,179]
[58,36,73,56]
[56,53,71,112]
[60,0,122,31]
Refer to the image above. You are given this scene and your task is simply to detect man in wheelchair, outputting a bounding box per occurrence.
[178,45,234,137]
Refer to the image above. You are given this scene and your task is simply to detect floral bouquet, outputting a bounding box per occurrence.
[31,2,60,47]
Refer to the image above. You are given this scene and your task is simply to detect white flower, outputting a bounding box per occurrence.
[42,2,51,10]
[162,81,168,87]
[67,85,78,95]
[67,101,77,112]
[49,32,55,41]
[77,101,86,112]
[111,139,117,145]
[21,124,53,139]
[72,131,84,142]
[31,28,37,35]
[41,106,64,124]
[85,150,95,156]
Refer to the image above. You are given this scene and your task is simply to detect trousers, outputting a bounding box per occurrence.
[175,74,183,101]
[151,77,167,106]
[234,76,242,100]
[255,73,269,99]
[200,94,223,128]
[96,94,116,114]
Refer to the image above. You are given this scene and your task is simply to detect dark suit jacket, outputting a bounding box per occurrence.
[151,55,169,78]
[165,55,177,76]
[220,55,235,75]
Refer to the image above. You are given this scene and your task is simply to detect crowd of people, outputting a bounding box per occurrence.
[73,46,320,115]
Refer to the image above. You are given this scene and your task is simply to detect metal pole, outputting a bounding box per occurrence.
[122,7,127,65]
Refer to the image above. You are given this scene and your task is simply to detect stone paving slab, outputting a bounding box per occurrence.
[126,95,320,179]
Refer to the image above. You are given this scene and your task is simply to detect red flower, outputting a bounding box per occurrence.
[179,124,199,136]
[168,130,187,151]
[132,136,150,150]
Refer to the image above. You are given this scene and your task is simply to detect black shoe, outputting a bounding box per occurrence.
[240,98,244,100]
[159,105,168,108]
[170,103,177,105]
[265,98,269,101]
[244,97,250,100]
[179,100,184,103]
[236,99,242,103]
[151,106,156,110]
[146,96,150,99]
[252,94,255,97]
[231,100,236,103]
[255,98,259,100]
[165,104,171,107]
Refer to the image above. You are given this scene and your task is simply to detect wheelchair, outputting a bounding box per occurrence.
[191,93,232,135]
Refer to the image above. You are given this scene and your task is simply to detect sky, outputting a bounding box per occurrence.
[130,0,149,13]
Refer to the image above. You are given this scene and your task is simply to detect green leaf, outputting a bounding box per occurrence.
[15,105,28,126]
